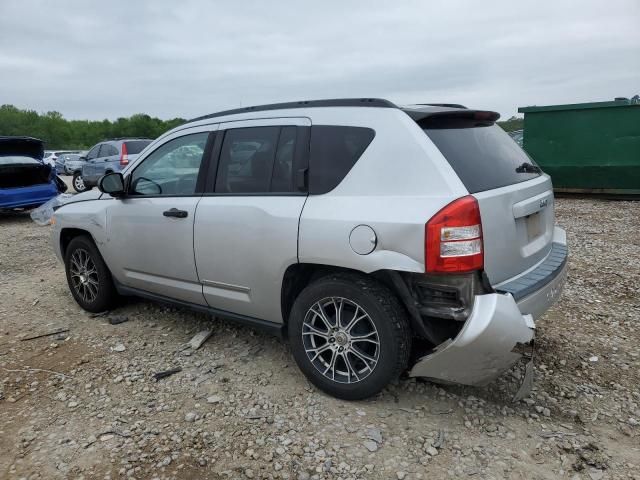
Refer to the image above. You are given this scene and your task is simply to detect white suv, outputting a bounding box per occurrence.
[51,98,567,400]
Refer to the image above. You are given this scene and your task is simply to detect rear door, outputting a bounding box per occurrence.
[422,114,554,284]
[96,143,119,177]
[103,127,216,304]
[194,117,310,323]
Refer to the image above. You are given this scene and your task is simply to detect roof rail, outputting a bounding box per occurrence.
[188,98,398,123]
[101,137,152,142]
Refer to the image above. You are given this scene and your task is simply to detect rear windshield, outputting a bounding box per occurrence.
[0,156,41,166]
[424,124,540,193]
[124,140,151,154]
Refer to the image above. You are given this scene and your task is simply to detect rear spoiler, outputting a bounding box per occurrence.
[410,110,501,129]
[0,136,44,159]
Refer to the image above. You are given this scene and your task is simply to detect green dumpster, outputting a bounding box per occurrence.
[518,98,640,195]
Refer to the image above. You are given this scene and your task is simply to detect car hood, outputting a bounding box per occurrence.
[63,188,103,205]
[0,136,44,159]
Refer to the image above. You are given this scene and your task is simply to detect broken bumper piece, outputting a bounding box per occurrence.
[409,292,535,386]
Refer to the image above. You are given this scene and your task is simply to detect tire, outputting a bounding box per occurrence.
[72,172,89,193]
[64,236,118,313]
[288,273,411,400]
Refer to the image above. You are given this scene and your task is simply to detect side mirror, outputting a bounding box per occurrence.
[79,156,87,161]
[99,172,125,197]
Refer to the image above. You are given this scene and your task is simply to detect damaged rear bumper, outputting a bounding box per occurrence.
[409,232,568,386]
[409,292,536,385]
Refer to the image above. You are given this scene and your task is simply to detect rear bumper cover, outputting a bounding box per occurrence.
[409,226,567,386]
[0,182,59,209]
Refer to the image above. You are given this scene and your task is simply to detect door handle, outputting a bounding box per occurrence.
[163,208,188,218]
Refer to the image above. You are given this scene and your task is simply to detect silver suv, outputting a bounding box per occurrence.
[51,99,568,400]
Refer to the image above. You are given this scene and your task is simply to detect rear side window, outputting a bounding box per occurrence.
[424,123,540,193]
[309,126,375,194]
[99,144,118,157]
[215,126,299,194]
[124,140,151,154]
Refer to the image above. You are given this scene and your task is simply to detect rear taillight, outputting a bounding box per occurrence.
[120,143,129,166]
[425,195,483,273]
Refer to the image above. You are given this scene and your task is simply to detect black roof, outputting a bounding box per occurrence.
[188,98,398,123]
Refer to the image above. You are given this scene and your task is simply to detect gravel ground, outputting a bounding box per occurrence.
[0,197,638,480]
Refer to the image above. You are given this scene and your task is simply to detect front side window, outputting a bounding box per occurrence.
[215,126,298,194]
[86,145,100,160]
[129,133,208,196]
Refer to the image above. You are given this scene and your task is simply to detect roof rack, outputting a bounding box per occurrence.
[188,98,398,123]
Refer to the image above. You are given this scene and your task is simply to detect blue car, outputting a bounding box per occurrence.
[0,136,67,210]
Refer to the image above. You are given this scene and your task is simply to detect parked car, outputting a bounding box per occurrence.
[59,153,84,175]
[42,150,79,173]
[1,137,67,210]
[51,98,568,400]
[75,138,151,193]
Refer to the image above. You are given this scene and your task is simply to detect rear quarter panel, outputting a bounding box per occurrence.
[299,108,468,273]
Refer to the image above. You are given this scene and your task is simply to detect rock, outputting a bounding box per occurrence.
[588,470,604,480]
[426,446,438,456]
[112,344,126,352]
[365,427,383,444]
[588,356,598,363]
[188,329,214,350]
[207,395,222,404]
[114,375,124,384]
[68,401,78,408]
[297,472,310,480]
[397,472,407,479]
[184,412,197,423]
[363,440,378,452]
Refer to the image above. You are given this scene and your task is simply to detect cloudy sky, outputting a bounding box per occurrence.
[1,0,638,121]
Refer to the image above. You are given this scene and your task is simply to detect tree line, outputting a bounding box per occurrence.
[0,104,186,150]
[0,104,524,150]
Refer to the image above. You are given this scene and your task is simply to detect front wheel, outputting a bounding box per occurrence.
[72,172,89,193]
[64,236,118,312]
[288,274,411,400]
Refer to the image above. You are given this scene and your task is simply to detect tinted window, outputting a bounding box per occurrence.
[130,133,208,196]
[124,140,151,154]
[271,126,297,192]
[215,127,281,194]
[309,126,375,194]
[85,145,100,160]
[98,144,118,157]
[424,124,540,193]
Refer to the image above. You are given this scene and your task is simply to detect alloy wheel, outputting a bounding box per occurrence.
[69,248,99,303]
[74,175,85,191]
[302,297,380,384]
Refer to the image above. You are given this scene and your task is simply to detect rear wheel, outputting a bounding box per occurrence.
[64,236,117,312]
[288,273,411,400]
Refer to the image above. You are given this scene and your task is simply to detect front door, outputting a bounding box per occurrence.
[194,118,310,323]
[104,128,215,304]
[83,144,101,180]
